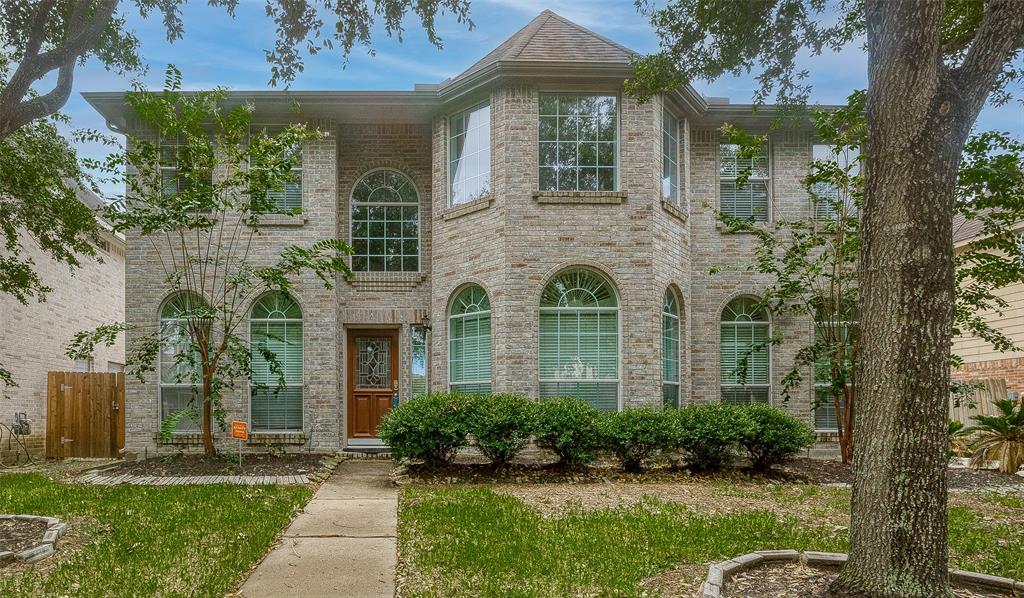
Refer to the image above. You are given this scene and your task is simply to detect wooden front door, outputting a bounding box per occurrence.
[347,331,399,438]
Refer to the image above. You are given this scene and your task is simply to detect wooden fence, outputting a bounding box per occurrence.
[949,378,1008,423]
[46,372,125,459]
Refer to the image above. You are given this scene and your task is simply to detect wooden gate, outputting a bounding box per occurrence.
[949,378,1008,423]
[46,372,125,459]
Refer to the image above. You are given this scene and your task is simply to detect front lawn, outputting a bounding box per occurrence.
[0,473,310,597]
[398,482,1024,597]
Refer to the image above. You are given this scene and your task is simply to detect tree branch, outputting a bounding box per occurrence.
[953,0,1024,116]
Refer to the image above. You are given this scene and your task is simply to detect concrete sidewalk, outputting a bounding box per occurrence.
[239,460,397,598]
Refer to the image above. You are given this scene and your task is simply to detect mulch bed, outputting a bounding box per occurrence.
[0,519,48,555]
[724,563,1013,598]
[780,458,1024,491]
[99,452,330,477]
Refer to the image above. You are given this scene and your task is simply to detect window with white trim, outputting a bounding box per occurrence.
[719,141,770,221]
[720,297,770,404]
[269,145,302,212]
[73,358,93,372]
[449,103,491,206]
[410,324,429,397]
[538,94,618,191]
[249,293,303,432]
[662,109,680,204]
[159,137,212,196]
[813,312,858,431]
[448,285,491,393]
[159,293,204,432]
[811,143,860,220]
[539,269,619,411]
[350,170,420,272]
[662,289,681,408]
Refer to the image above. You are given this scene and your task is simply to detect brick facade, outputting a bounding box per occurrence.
[953,357,1024,394]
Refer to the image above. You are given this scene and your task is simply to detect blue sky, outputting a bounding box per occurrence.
[66,0,1023,197]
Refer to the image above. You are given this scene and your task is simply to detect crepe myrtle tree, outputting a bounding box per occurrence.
[717,93,1024,467]
[627,1,1024,595]
[68,69,354,456]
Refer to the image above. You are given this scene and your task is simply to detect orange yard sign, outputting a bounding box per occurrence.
[231,421,248,440]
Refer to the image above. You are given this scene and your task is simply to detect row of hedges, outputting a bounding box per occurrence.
[378,394,815,473]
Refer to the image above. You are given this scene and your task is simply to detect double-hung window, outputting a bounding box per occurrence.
[448,285,492,393]
[811,143,859,220]
[662,109,681,205]
[719,141,770,221]
[159,136,213,197]
[249,293,303,432]
[720,297,770,404]
[662,289,681,408]
[539,269,619,411]
[538,94,618,191]
[268,144,303,212]
[410,325,429,397]
[813,313,857,431]
[449,103,491,205]
[159,293,205,432]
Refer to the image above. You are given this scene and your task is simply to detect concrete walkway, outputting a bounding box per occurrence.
[239,460,397,598]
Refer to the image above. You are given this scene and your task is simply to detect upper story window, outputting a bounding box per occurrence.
[268,145,302,212]
[662,109,681,205]
[538,94,618,192]
[719,141,770,222]
[159,137,213,196]
[811,143,860,220]
[350,169,420,272]
[720,296,770,404]
[449,103,491,206]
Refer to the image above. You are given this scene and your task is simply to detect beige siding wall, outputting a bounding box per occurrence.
[952,280,1024,364]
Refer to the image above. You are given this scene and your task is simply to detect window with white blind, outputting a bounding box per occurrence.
[410,325,429,397]
[449,103,491,206]
[662,109,680,204]
[539,269,619,411]
[159,137,212,197]
[719,142,770,221]
[159,293,204,432]
[662,289,681,408]
[538,94,618,191]
[720,297,770,404]
[249,293,303,432]
[268,145,302,212]
[350,169,420,272]
[449,285,492,394]
[813,315,858,430]
[811,143,860,220]
[73,358,93,372]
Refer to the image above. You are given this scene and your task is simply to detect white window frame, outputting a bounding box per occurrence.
[662,108,681,205]
[448,286,492,393]
[720,298,772,404]
[662,289,681,408]
[537,93,620,192]
[812,318,857,432]
[448,102,492,207]
[811,143,860,221]
[718,139,772,222]
[349,168,421,273]
[248,294,304,433]
[410,324,430,397]
[157,298,201,434]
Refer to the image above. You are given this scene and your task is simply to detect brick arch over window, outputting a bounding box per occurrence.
[719,295,771,405]
[349,168,420,273]
[538,267,620,411]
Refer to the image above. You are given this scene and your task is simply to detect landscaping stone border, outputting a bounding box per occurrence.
[0,515,67,564]
[78,473,311,486]
[699,550,1024,597]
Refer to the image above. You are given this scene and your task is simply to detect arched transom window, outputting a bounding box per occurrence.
[158,293,205,432]
[720,297,770,404]
[350,169,419,272]
[539,269,619,411]
[448,285,492,394]
[662,289,680,408]
[250,293,303,431]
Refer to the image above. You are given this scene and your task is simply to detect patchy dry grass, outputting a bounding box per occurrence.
[0,473,310,597]
[399,480,1024,597]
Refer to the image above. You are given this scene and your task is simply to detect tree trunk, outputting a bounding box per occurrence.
[202,372,215,456]
[834,2,966,596]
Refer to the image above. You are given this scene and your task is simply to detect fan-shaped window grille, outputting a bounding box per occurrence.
[350,170,419,272]
[158,293,206,432]
[720,297,770,404]
[250,293,303,431]
[449,285,491,394]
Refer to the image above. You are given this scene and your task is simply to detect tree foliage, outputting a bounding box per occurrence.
[68,68,354,455]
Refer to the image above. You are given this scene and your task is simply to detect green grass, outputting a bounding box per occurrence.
[399,486,1024,598]
[0,474,310,597]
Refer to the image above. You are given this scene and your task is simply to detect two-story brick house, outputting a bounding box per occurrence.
[86,10,840,456]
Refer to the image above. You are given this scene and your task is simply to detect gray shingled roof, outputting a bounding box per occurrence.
[953,212,986,243]
[446,10,637,87]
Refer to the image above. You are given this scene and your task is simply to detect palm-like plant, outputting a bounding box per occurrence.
[968,399,1024,474]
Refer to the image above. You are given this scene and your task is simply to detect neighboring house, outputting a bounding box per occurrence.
[951,213,1024,394]
[0,186,126,458]
[85,10,848,457]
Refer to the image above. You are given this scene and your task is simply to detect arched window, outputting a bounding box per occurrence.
[158,293,205,432]
[448,285,491,393]
[250,293,303,431]
[350,169,419,272]
[720,297,770,404]
[662,289,680,408]
[539,269,619,411]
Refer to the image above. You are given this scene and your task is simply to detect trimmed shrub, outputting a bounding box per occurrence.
[466,393,536,466]
[675,403,755,472]
[378,392,473,465]
[602,407,678,473]
[532,396,606,466]
[738,403,815,470]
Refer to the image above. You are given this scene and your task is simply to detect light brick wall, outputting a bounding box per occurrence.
[0,228,125,457]
[953,356,1024,393]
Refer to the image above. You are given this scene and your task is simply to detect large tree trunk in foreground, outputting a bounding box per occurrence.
[835,2,1024,597]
